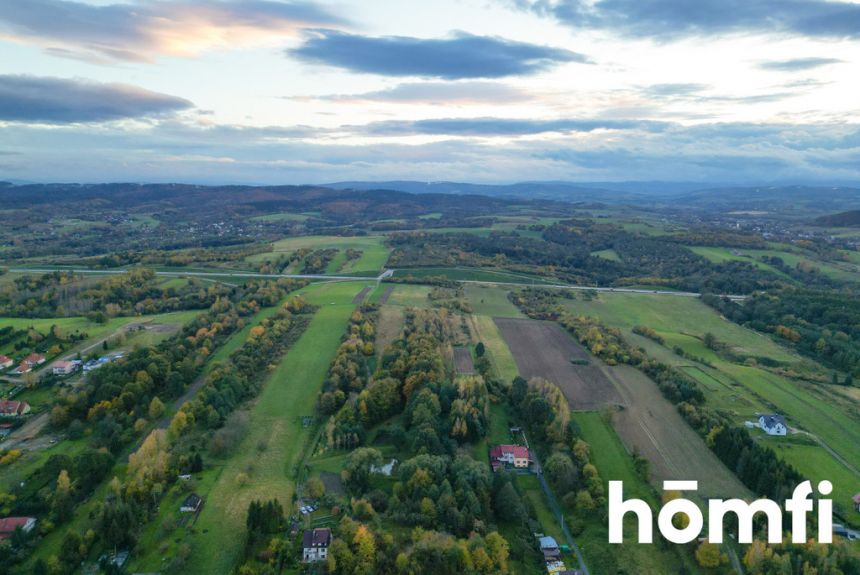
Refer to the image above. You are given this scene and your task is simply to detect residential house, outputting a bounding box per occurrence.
[759,414,788,436]
[0,356,12,370]
[539,535,561,561]
[12,362,31,375]
[302,527,332,563]
[52,360,77,376]
[0,517,37,540]
[180,493,203,513]
[23,353,45,368]
[853,493,860,513]
[490,444,531,472]
[0,401,30,417]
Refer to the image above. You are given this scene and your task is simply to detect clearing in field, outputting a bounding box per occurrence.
[247,235,390,275]
[495,318,621,410]
[470,314,519,383]
[453,347,475,375]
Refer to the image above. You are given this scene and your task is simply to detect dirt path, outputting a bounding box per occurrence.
[2,412,50,449]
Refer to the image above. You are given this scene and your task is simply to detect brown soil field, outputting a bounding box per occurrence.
[453,347,475,375]
[378,285,394,304]
[495,318,621,410]
[352,286,372,304]
[604,365,750,499]
[496,317,748,498]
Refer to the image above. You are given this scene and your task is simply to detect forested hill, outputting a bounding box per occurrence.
[814,209,860,227]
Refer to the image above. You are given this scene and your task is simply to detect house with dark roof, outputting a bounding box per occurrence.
[758,414,787,436]
[0,517,36,540]
[180,493,203,513]
[490,444,531,472]
[302,527,332,562]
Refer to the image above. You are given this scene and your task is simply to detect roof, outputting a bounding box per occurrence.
[539,535,559,550]
[303,528,332,548]
[53,361,74,369]
[853,493,860,504]
[0,355,11,363]
[181,493,202,508]
[24,353,45,363]
[760,414,787,429]
[0,400,28,416]
[489,444,530,459]
[0,517,35,535]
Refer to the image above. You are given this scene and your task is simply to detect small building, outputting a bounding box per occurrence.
[52,361,77,376]
[0,356,12,370]
[490,444,531,472]
[0,517,37,540]
[759,414,787,436]
[539,535,561,561]
[853,493,860,513]
[12,362,31,375]
[23,353,46,368]
[180,493,203,513]
[0,401,30,417]
[302,527,332,563]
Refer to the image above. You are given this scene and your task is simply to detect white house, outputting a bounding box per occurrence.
[302,528,332,563]
[759,414,787,436]
[52,361,77,376]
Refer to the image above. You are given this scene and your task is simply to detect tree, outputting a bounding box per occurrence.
[148,397,165,419]
[544,452,577,494]
[695,541,724,568]
[305,477,325,500]
[494,481,525,523]
[60,530,84,567]
[342,448,383,492]
[475,342,485,357]
[53,469,74,522]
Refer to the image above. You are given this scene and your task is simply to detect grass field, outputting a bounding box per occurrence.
[464,285,523,318]
[395,266,557,284]
[571,412,703,574]
[590,249,621,262]
[471,315,519,383]
[383,284,432,307]
[247,235,390,276]
[561,291,860,523]
[184,281,364,574]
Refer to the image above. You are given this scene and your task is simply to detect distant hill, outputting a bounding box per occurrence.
[814,209,860,227]
[671,185,860,215]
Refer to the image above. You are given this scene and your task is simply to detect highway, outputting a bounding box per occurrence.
[6,267,747,300]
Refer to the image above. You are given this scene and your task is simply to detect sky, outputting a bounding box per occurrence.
[0,0,859,185]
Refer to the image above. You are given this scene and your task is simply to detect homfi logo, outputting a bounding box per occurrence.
[609,480,833,544]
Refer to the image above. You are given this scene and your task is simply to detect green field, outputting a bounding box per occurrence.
[395,266,557,284]
[590,249,621,262]
[247,235,390,276]
[464,285,524,318]
[183,281,364,574]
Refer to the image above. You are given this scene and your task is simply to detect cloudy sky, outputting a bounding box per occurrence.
[0,0,859,184]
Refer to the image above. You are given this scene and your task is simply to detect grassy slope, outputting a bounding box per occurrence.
[184,281,363,575]
[562,292,860,522]
[247,235,390,276]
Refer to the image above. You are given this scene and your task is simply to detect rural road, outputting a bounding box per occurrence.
[8,267,748,300]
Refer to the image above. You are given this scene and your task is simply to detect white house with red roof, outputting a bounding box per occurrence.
[490,444,531,472]
[0,355,12,370]
[0,400,31,417]
[0,517,37,540]
[52,360,77,375]
[23,353,46,368]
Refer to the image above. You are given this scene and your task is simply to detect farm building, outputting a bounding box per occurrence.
[759,414,788,436]
[0,356,12,369]
[52,360,77,375]
[853,493,860,512]
[180,493,203,513]
[302,527,332,563]
[0,400,30,417]
[490,444,531,472]
[539,535,561,561]
[0,517,36,540]
[23,353,45,367]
